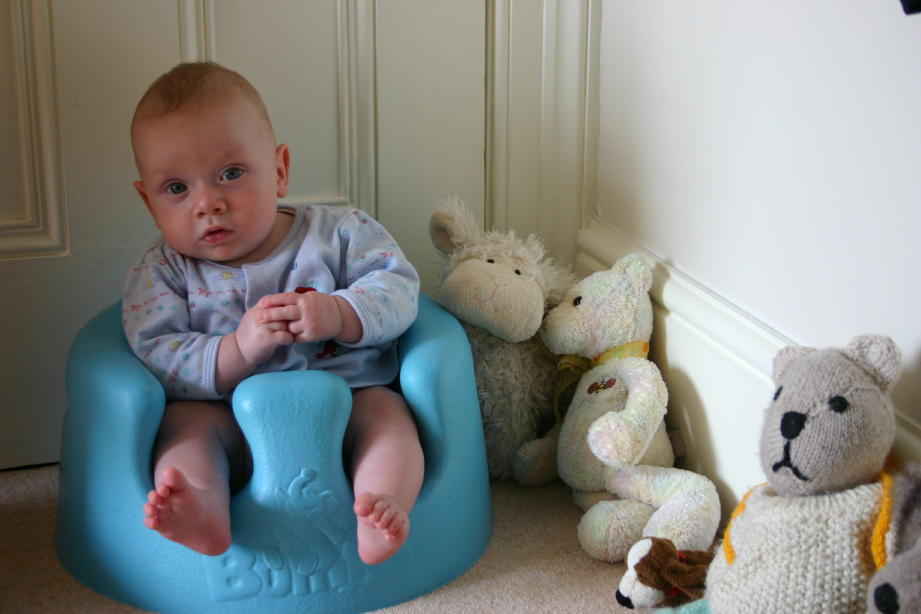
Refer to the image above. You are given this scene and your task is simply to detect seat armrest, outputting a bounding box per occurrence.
[60,303,165,503]
[398,294,483,482]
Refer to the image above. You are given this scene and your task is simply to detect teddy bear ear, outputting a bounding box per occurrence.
[429,196,480,256]
[611,253,654,296]
[844,334,902,391]
[772,345,815,382]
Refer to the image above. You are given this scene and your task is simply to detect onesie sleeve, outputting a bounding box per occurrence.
[122,245,223,400]
[331,210,420,347]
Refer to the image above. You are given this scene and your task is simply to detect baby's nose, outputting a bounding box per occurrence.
[195,190,227,217]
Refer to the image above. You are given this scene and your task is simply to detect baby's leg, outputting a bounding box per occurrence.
[144,400,251,556]
[346,386,424,565]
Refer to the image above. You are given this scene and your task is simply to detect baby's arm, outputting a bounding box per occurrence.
[124,246,295,399]
[330,211,420,346]
[214,302,295,395]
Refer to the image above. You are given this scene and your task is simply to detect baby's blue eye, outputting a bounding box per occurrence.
[165,181,187,195]
[221,167,244,181]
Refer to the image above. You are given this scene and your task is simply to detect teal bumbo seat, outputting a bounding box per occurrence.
[56,294,491,613]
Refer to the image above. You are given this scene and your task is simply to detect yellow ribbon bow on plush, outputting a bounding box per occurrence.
[551,340,650,420]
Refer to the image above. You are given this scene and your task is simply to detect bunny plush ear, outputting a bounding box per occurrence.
[772,345,815,382]
[429,196,481,256]
[611,253,654,296]
[845,334,902,391]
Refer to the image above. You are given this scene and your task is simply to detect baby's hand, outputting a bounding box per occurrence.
[234,303,294,365]
[257,291,348,344]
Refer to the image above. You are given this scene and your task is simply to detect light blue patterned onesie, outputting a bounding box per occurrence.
[122,204,419,401]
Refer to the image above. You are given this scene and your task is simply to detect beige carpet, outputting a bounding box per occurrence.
[0,464,641,613]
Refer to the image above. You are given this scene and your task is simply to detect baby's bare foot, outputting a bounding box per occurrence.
[143,467,231,556]
[354,492,410,565]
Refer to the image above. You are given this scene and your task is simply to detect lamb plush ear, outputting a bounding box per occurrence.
[429,196,481,256]
[541,262,578,308]
[773,345,815,382]
[611,253,654,296]
[845,334,902,391]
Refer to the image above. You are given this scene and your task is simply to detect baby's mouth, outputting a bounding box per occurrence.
[202,227,231,243]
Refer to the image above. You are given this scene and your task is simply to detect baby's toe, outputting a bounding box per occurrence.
[375,507,397,529]
[354,493,376,517]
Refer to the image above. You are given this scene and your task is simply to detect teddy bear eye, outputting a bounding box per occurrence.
[514,269,521,275]
[486,258,495,263]
[773,386,783,401]
[572,296,582,306]
[828,395,849,413]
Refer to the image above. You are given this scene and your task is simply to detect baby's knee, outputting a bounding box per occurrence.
[159,400,235,433]
[352,386,407,414]
[349,387,416,437]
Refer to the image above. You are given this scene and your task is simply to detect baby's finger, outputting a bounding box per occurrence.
[262,304,300,322]
[264,321,288,332]
[257,292,298,308]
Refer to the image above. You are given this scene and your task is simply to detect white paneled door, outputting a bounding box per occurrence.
[0,0,485,469]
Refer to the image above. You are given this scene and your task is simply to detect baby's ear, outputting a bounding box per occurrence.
[429,196,480,256]
[772,345,814,382]
[845,334,902,391]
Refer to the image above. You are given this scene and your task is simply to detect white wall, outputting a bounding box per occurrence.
[586,1,921,508]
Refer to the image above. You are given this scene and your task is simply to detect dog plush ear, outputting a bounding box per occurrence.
[429,196,481,256]
[659,548,715,605]
[628,537,714,608]
[845,335,902,391]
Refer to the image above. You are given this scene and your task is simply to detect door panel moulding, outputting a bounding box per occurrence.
[0,0,67,261]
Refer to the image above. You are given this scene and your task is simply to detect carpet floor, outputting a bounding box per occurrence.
[0,464,638,613]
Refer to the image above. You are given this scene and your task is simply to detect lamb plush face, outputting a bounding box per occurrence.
[430,198,572,343]
[435,235,547,342]
[540,254,654,359]
[760,335,901,497]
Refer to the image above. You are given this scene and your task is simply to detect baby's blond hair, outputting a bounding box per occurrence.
[131,62,273,138]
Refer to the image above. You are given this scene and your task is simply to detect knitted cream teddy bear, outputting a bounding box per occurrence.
[660,334,911,614]
[513,254,720,575]
[429,198,576,479]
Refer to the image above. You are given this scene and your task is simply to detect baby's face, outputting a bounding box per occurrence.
[132,95,289,265]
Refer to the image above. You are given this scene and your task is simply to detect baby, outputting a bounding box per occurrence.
[123,61,423,566]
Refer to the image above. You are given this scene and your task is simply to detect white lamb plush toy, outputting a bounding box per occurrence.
[429,198,576,479]
[514,254,720,606]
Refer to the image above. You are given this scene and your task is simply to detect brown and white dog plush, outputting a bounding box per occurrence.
[615,537,713,609]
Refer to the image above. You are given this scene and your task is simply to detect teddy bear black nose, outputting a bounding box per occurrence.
[780,411,807,440]
[873,582,900,613]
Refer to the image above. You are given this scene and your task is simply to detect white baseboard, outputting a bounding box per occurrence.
[577,220,921,513]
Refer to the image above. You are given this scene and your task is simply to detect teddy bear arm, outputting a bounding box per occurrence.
[587,362,668,468]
